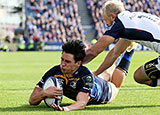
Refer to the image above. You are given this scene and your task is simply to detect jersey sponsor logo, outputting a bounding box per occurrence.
[82,75,93,90]
[70,81,77,89]
[137,15,157,22]
[68,78,80,89]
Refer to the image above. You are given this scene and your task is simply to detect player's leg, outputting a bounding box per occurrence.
[98,63,116,81]
[108,48,135,103]
[98,43,137,82]
[134,56,160,87]
[108,68,126,103]
[112,47,135,88]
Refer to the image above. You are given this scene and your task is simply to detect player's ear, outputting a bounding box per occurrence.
[111,13,116,20]
[76,61,82,66]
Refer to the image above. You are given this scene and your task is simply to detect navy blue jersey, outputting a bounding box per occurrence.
[37,65,112,104]
[104,11,160,53]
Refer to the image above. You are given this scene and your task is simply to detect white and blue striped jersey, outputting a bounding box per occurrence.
[104,11,160,53]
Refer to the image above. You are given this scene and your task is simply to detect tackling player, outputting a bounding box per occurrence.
[83,0,160,87]
[29,40,134,111]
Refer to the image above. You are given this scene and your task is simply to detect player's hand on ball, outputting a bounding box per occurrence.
[44,86,62,99]
[51,104,64,111]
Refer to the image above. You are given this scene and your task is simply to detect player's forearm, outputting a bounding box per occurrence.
[83,36,114,64]
[94,49,119,76]
[29,88,46,105]
[83,48,98,64]
[64,100,87,111]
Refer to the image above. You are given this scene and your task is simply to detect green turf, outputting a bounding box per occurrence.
[0,51,160,115]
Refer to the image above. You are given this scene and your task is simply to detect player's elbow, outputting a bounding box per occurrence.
[29,99,34,105]
[29,99,35,105]
[29,98,40,105]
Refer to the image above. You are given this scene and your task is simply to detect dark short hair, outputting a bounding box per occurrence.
[62,40,86,62]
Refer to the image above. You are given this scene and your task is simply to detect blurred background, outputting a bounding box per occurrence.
[0,0,159,51]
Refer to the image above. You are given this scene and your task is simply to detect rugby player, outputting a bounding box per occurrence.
[29,40,134,111]
[83,0,160,87]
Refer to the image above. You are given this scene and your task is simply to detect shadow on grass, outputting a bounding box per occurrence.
[0,103,71,112]
[0,104,160,112]
[85,104,160,111]
[121,85,160,90]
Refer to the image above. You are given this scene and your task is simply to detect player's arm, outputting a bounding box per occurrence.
[52,75,93,111]
[52,91,90,111]
[64,92,90,111]
[29,87,45,105]
[29,86,62,105]
[83,35,115,64]
[94,39,132,76]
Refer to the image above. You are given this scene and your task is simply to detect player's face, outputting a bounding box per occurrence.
[60,52,81,75]
[103,11,114,26]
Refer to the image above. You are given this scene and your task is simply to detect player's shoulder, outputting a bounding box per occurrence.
[48,65,61,73]
[78,65,92,75]
[75,65,93,80]
[43,65,62,78]
[117,11,133,21]
[118,11,130,17]
[36,65,62,88]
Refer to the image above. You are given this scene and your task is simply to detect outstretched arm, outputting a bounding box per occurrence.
[52,92,90,111]
[94,39,132,76]
[83,35,115,64]
[29,86,62,105]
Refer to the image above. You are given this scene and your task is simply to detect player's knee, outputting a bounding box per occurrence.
[133,69,140,83]
[133,67,146,84]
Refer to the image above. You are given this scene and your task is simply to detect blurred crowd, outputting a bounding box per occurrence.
[26,0,85,45]
[1,0,160,51]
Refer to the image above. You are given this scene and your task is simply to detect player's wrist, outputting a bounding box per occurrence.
[63,107,70,111]
[41,90,47,99]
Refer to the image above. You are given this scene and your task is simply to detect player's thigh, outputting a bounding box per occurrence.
[108,82,119,103]
[99,64,116,81]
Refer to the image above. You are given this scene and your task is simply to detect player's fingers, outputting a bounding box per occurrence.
[56,88,63,92]
[54,91,63,96]
[51,104,56,109]
[57,105,64,111]
[51,104,59,110]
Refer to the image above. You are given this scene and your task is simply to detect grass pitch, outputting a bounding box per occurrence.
[0,51,160,115]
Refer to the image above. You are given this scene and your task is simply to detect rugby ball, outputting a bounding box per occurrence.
[43,77,63,107]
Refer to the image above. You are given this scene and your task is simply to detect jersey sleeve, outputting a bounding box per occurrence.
[103,17,125,40]
[79,75,94,93]
[36,66,59,88]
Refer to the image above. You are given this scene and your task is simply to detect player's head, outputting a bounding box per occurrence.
[62,40,86,62]
[60,40,86,74]
[103,0,125,16]
[102,0,125,26]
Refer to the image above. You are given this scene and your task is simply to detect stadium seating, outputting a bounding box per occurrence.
[1,0,160,51]
[25,0,85,45]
